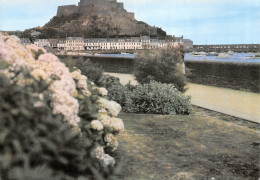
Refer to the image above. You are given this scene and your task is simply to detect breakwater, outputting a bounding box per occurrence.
[185,60,260,92]
[58,55,134,73]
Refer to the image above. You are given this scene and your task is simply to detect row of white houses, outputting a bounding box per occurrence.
[33,36,187,51]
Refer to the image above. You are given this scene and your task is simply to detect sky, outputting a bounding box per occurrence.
[0,0,259,44]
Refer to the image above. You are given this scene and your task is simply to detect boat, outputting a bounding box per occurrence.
[192,52,205,57]
[216,53,230,59]
[228,50,234,55]
[206,52,219,56]
[255,53,260,57]
[121,52,130,55]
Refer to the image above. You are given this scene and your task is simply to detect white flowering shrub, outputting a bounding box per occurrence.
[0,33,124,178]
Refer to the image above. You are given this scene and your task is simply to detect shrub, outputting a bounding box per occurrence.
[75,58,104,85]
[105,80,191,115]
[128,81,191,114]
[0,72,109,179]
[0,33,124,179]
[134,49,188,92]
[60,57,104,85]
[59,57,77,72]
[98,74,121,89]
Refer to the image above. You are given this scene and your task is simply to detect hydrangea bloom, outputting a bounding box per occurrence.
[71,69,91,96]
[97,87,108,96]
[99,115,124,132]
[0,33,124,167]
[92,146,115,167]
[98,98,121,117]
[104,133,118,151]
[91,120,104,131]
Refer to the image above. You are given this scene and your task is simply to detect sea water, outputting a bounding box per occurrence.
[96,53,260,63]
[184,53,260,63]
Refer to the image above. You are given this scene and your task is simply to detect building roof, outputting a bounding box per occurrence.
[183,39,193,43]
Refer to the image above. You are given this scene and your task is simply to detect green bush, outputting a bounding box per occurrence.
[0,72,112,179]
[134,49,188,92]
[60,57,104,85]
[106,80,191,115]
[59,57,77,72]
[75,58,104,85]
[98,74,121,89]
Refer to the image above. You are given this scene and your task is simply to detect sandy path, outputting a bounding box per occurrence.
[105,72,260,123]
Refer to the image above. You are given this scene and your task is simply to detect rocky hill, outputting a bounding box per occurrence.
[33,0,166,38]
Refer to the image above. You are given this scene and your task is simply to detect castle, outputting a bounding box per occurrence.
[55,0,159,36]
[57,0,135,20]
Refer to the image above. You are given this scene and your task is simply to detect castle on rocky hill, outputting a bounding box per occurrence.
[47,0,165,37]
[57,0,135,20]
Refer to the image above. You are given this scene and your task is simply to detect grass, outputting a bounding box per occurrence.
[113,107,260,180]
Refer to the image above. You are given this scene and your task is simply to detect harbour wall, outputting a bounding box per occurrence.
[185,60,260,92]
[58,55,134,73]
[193,44,260,53]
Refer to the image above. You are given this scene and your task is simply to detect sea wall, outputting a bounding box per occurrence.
[185,60,260,92]
[58,55,135,73]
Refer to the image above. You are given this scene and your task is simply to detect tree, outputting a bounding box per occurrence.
[134,48,187,92]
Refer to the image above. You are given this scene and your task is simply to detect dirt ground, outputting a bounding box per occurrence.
[112,107,260,180]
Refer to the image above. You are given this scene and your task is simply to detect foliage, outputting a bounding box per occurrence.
[128,81,191,114]
[76,59,104,85]
[98,74,121,89]
[0,72,111,179]
[104,79,191,115]
[0,33,124,179]
[134,49,188,92]
[59,57,77,72]
[60,57,104,85]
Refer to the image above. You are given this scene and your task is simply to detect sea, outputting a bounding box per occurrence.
[184,53,260,63]
[96,53,260,63]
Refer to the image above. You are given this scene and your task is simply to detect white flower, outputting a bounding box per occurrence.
[30,69,50,83]
[91,120,104,131]
[110,117,124,132]
[97,87,108,96]
[38,53,59,63]
[92,146,104,159]
[100,154,115,167]
[92,146,115,167]
[71,70,91,96]
[99,115,124,132]
[104,133,118,151]
[33,101,45,108]
[98,98,121,117]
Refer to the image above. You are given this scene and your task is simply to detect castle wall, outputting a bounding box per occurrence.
[57,0,130,17]
[117,3,124,9]
[57,5,79,17]
[127,12,135,19]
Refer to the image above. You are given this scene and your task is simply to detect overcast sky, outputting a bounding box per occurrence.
[0,0,259,44]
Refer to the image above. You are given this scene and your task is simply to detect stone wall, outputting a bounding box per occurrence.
[57,5,79,17]
[57,0,134,18]
[127,12,135,19]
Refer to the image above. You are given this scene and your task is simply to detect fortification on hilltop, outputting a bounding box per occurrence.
[57,0,135,19]
[45,0,165,37]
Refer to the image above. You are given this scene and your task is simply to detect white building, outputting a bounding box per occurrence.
[65,37,84,51]
[57,39,66,51]
[84,37,142,51]
[44,36,186,52]
[20,38,32,46]
[34,39,50,47]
